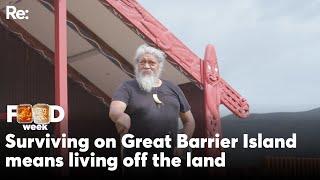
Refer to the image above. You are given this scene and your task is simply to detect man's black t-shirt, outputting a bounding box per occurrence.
[112,79,191,139]
[112,79,191,174]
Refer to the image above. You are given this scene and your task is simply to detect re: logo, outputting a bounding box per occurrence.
[6,6,29,20]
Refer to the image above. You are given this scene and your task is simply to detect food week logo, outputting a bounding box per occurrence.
[6,104,64,130]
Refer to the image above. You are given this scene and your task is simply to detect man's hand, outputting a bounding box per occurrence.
[115,113,131,136]
[180,110,195,140]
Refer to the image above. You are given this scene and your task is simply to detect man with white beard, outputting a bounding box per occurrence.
[109,44,195,174]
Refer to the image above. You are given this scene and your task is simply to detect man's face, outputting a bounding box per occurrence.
[138,54,160,76]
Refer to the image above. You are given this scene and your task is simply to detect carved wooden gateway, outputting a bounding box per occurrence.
[101,0,249,157]
[0,0,249,175]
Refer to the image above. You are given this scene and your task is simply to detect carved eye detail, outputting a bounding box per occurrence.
[207,65,212,70]
[209,74,218,82]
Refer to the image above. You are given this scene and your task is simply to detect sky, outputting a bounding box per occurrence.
[138,0,320,115]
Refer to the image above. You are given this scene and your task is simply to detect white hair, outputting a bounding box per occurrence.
[134,44,166,64]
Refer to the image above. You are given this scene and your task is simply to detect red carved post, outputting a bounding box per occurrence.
[54,0,68,175]
[201,44,249,158]
[202,45,222,157]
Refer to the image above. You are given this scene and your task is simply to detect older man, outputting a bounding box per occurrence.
[109,44,195,166]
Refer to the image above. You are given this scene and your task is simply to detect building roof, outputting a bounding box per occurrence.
[0,0,203,103]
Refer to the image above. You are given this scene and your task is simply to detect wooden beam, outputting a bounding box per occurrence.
[54,0,68,137]
[0,11,111,105]
[68,48,98,63]
[66,11,135,77]
[54,0,68,175]
[39,0,135,78]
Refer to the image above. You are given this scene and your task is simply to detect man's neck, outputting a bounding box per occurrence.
[154,79,162,87]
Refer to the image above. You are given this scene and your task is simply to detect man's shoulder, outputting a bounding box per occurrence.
[118,79,140,92]
[162,79,180,90]
[121,79,138,87]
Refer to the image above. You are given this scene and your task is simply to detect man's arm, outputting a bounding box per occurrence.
[180,110,195,139]
[109,101,131,135]
[174,110,195,157]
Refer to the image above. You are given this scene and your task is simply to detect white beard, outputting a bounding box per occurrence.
[135,67,160,93]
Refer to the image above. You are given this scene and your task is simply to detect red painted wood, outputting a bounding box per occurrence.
[202,44,249,158]
[54,0,68,174]
[54,0,68,135]
[101,1,250,160]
